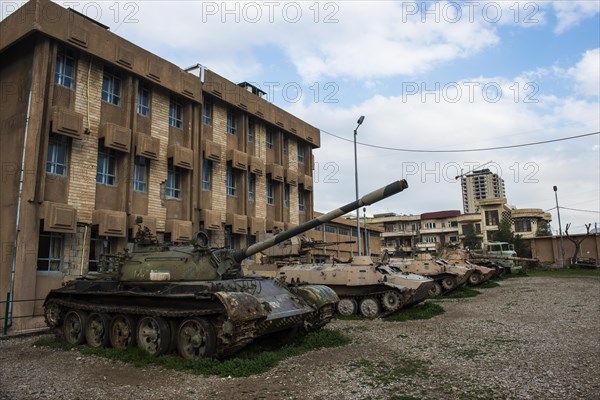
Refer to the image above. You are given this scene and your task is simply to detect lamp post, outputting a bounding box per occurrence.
[553,185,566,267]
[354,116,365,256]
[363,207,369,256]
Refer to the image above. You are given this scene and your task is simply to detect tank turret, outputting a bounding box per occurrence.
[44,179,408,358]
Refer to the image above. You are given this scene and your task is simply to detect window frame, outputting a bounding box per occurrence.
[96,141,117,185]
[37,230,64,272]
[298,184,305,212]
[46,133,69,176]
[55,46,76,89]
[133,155,148,193]
[248,172,255,201]
[226,109,237,135]
[165,159,182,199]
[266,128,273,149]
[283,183,290,208]
[266,174,274,205]
[297,143,305,163]
[203,101,213,126]
[169,96,183,129]
[226,163,236,197]
[202,158,212,191]
[137,81,150,117]
[101,66,121,106]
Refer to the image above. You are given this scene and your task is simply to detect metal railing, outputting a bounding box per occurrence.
[1,292,46,335]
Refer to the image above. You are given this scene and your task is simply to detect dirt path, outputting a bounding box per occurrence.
[1,276,599,400]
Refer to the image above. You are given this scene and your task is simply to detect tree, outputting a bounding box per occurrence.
[513,234,532,258]
[565,223,592,263]
[536,221,552,237]
[393,245,405,258]
[495,217,514,243]
[462,224,482,250]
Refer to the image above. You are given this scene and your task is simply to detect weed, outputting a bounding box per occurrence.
[384,302,445,322]
[441,287,480,299]
[34,329,350,378]
[349,357,431,387]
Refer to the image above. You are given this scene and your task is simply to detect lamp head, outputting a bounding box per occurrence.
[357,116,365,125]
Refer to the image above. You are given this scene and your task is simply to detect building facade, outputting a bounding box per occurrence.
[461,169,506,213]
[0,0,317,331]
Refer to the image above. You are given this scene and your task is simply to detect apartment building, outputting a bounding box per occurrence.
[461,169,506,213]
[0,0,317,331]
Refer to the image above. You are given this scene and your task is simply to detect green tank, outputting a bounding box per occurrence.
[43,179,408,359]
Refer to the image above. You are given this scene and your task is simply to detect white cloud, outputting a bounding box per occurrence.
[552,1,600,33]
[568,48,600,97]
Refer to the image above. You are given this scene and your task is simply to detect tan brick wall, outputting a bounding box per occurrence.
[289,140,299,225]
[255,123,266,220]
[147,87,169,231]
[211,104,227,219]
[62,226,87,275]
[69,55,101,223]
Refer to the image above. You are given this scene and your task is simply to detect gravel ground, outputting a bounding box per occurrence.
[1,276,599,400]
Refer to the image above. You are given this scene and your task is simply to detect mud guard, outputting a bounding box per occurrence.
[289,285,339,309]
[213,291,269,322]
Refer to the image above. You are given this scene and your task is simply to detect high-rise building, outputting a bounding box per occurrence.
[461,169,506,213]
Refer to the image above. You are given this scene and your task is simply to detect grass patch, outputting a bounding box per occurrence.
[34,329,350,378]
[441,286,480,299]
[384,302,445,322]
[477,280,500,289]
[525,268,600,278]
[349,357,431,387]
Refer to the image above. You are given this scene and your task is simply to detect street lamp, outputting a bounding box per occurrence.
[363,207,369,256]
[354,116,365,256]
[553,185,566,267]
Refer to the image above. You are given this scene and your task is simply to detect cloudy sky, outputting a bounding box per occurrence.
[17,1,600,232]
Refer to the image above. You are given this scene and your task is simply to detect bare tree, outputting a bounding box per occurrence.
[565,223,592,264]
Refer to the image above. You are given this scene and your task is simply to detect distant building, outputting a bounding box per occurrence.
[461,169,506,213]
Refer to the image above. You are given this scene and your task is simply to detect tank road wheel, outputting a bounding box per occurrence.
[359,298,381,318]
[85,313,111,348]
[109,314,138,349]
[44,302,63,328]
[429,282,443,297]
[441,276,457,291]
[137,316,171,356]
[177,317,217,360]
[468,272,482,286]
[381,291,402,312]
[63,310,88,345]
[337,298,358,316]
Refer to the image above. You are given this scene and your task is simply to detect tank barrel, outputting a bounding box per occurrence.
[233,179,408,262]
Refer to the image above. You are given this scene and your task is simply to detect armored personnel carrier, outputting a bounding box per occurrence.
[244,181,420,318]
[44,179,407,359]
[389,253,473,296]
[439,249,497,285]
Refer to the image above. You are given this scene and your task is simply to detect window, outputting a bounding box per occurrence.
[339,227,350,236]
[423,236,437,243]
[266,174,274,205]
[325,225,337,234]
[298,183,305,212]
[137,82,150,116]
[55,46,75,89]
[352,228,358,237]
[450,221,458,227]
[247,119,255,142]
[202,158,211,191]
[266,128,273,149]
[88,227,110,273]
[203,101,212,126]
[224,226,233,249]
[37,229,63,271]
[298,143,305,163]
[226,163,236,196]
[226,109,237,134]
[96,141,116,185]
[449,235,460,242]
[424,222,436,229]
[248,172,255,201]
[166,159,181,199]
[283,183,290,208]
[246,235,256,260]
[169,97,183,128]
[46,133,68,176]
[101,66,121,105]
[485,210,499,226]
[133,156,148,192]
[283,136,288,155]
[514,219,532,233]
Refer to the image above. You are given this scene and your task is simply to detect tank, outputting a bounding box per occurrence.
[244,184,422,319]
[439,249,497,285]
[43,179,408,359]
[388,253,474,296]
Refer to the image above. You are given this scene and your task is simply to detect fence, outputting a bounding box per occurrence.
[1,292,46,335]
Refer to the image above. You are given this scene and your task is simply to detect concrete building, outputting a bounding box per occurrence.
[458,198,552,245]
[370,211,461,255]
[0,0,317,332]
[306,212,383,262]
[461,169,506,213]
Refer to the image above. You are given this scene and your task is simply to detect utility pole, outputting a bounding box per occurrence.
[553,186,566,268]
